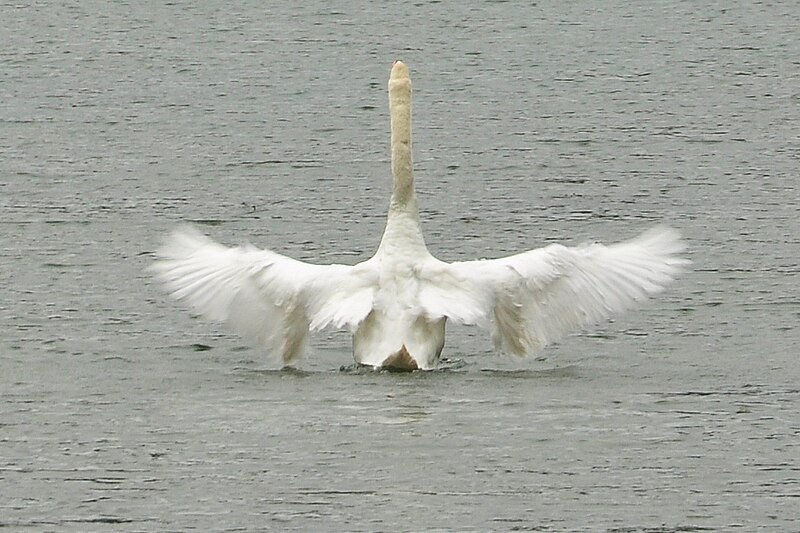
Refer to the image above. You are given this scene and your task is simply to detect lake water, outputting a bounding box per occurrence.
[2,0,798,530]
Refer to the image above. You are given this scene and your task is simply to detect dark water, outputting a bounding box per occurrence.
[2,1,798,530]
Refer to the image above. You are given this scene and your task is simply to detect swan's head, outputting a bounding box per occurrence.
[391,60,409,80]
[389,60,411,94]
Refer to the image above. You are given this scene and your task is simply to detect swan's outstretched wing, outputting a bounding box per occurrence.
[420,226,688,356]
[151,226,377,363]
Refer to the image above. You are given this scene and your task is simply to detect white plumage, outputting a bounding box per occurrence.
[152,61,688,370]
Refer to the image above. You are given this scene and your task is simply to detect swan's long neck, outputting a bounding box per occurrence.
[388,61,415,211]
[379,61,428,255]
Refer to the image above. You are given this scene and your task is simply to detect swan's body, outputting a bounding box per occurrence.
[153,61,687,370]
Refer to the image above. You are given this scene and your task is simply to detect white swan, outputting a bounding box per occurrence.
[152,61,688,370]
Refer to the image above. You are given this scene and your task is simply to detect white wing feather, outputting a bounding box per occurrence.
[151,226,377,363]
[420,226,688,357]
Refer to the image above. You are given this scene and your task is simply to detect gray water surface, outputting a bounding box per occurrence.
[2,1,799,531]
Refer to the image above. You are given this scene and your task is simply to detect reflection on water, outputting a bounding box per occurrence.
[480,365,583,379]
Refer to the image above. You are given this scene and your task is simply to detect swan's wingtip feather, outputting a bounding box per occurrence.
[153,224,212,261]
[623,225,692,272]
[633,225,686,253]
